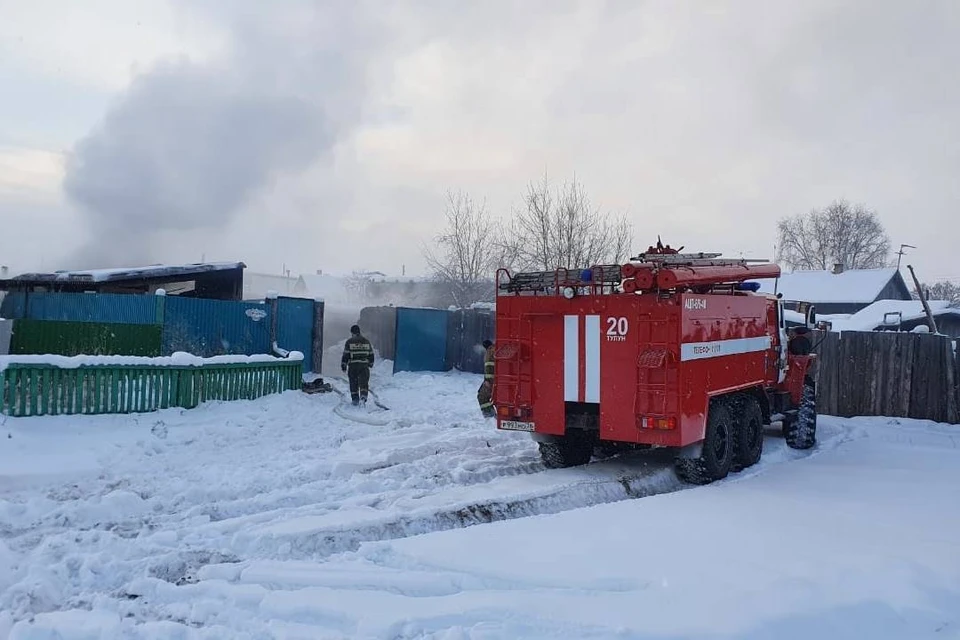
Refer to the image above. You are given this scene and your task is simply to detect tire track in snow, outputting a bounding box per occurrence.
[106,423,854,634]
[227,424,849,562]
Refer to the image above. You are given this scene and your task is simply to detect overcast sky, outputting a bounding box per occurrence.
[1,0,958,281]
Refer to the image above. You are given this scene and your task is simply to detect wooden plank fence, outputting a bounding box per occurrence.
[0,358,303,418]
[812,330,959,424]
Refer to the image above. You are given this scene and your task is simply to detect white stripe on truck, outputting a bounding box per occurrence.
[680,335,772,362]
[564,315,579,401]
[584,315,601,403]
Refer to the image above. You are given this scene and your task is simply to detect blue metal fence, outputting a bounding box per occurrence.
[0,291,157,324]
[0,293,26,320]
[0,291,492,376]
[394,307,450,373]
[276,297,315,371]
[161,296,272,357]
[0,292,318,364]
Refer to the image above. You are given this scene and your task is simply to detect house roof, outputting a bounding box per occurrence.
[295,273,353,302]
[245,272,298,283]
[2,262,245,285]
[827,299,960,332]
[755,267,903,304]
[243,272,299,297]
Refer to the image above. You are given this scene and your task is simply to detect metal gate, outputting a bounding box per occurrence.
[394,307,449,373]
[276,296,316,372]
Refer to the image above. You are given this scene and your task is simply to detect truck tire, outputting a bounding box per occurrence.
[539,430,594,468]
[732,395,764,471]
[675,400,735,484]
[784,376,817,450]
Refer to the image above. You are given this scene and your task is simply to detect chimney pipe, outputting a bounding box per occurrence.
[0,265,8,277]
[316,269,322,276]
[832,262,844,274]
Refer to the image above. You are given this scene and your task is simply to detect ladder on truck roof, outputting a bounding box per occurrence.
[495,236,775,295]
[496,265,623,295]
[628,252,770,267]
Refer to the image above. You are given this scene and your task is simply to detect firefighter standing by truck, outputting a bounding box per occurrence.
[341,324,374,406]
[477,339,495,417]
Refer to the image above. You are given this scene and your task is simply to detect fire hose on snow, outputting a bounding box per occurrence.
[328,375,392,426]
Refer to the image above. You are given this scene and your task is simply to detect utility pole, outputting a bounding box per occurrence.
[896,243,915,270]
[907,264,938,334]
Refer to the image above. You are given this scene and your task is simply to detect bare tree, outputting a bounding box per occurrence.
[342,270,381,301]
[913,281,960,306]
[499,174,632,271]
[422,190,496,308]
[776,200,891,271]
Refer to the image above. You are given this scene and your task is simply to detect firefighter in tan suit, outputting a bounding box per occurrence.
[477,339,495,418]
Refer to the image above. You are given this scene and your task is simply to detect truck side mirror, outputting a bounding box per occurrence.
[805,305,816,329]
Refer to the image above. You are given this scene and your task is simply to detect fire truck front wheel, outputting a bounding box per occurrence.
[538,429,595,469]
[675,400,735,484]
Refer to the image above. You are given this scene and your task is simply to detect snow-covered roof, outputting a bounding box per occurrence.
[755,267,902,304]
[295,273,353,302]
[370,275,433,284]
[826,299,960,332]
[9,262,245,283]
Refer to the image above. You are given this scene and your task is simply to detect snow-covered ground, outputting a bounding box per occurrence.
[1,363,958,638]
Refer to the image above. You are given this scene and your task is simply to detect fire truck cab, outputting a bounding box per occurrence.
[493,243,818,484]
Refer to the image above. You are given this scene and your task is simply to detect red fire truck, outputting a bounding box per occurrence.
[493,242,818,484]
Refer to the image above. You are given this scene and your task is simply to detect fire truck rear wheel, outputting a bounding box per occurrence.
[732,394,764,471]
[784,376,817,450]
[539,430,595,468]
[675,400,735,484]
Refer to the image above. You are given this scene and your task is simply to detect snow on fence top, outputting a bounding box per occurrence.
[0,350,303,373]
[755,267,900,303]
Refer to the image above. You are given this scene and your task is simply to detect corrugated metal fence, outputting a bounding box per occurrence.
[8,291,158,324]
[395,308,448,373]
[0,292,322,372]
[161,296,271,358]
[354,306,493,374]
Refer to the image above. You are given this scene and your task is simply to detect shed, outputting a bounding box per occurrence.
[824,299,960,338]
[0,262,246,300]
[756,267,911,315]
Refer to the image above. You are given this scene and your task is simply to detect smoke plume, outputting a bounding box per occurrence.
[61,2,377,269]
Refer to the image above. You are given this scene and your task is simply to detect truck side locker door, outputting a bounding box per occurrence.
[525,313,566,436]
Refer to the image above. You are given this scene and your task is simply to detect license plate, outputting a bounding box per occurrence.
[500,420,535,432]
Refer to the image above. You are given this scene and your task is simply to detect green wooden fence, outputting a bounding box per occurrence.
[0,359,303,417]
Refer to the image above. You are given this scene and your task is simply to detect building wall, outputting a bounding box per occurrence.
[938,316,960,339]
[900,315,960,339]
[243,273,299,300]
[875,277,913,303]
